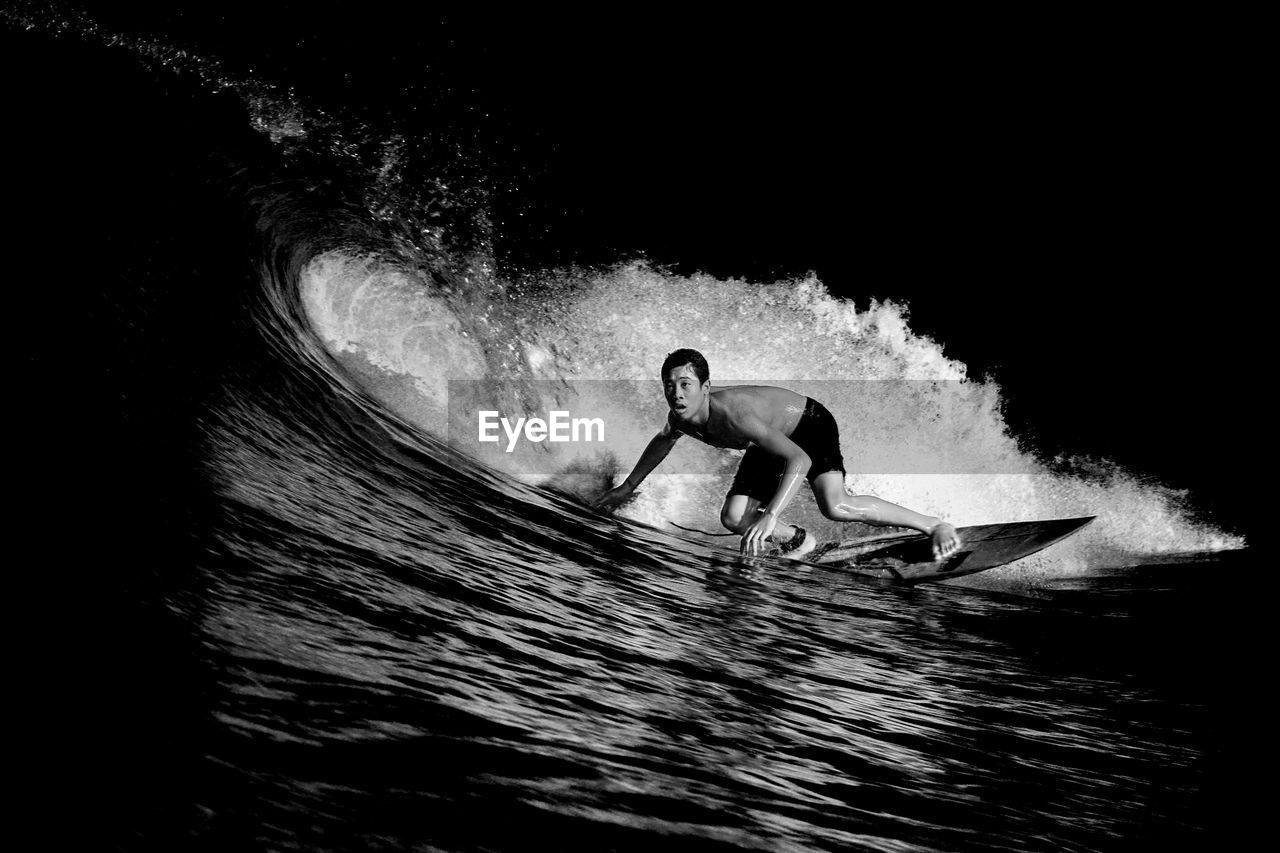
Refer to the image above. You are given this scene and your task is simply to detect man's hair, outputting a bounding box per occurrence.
[660,348,710,384]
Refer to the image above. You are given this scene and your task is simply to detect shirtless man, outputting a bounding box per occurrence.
[592,348,962,560]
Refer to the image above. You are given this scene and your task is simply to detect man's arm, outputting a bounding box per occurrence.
[735,415,810,554]
[591,422,681,511]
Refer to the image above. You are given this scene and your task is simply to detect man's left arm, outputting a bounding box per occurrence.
[737,416,810,555]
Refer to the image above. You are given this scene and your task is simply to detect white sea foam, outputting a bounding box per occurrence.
[301,252,1246,574]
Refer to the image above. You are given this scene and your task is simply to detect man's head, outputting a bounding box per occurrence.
[660,348,709,384]
[661,348,710,419]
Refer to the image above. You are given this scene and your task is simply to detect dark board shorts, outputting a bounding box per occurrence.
[727,397,846,503]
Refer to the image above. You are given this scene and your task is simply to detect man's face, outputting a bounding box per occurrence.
[663,364,708,419]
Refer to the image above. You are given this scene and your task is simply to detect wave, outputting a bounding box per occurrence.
[299,248,1245,585]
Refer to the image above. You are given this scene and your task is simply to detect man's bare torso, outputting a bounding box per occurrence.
[667,385,808,449]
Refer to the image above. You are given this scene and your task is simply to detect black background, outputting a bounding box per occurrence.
[10,4,1257,536]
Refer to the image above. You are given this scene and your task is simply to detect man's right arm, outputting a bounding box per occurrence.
[591,423,680,511]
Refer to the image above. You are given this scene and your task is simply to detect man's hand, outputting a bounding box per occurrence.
[591,483,635,512]
[739,511,778,556]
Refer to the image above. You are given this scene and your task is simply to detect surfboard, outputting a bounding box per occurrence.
[804,516,1095,583]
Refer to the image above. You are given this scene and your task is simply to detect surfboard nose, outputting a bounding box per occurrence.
[1053,516,1097,536]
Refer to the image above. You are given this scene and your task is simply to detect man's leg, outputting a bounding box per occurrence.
[720,494,798,541]
[811,471,961,559]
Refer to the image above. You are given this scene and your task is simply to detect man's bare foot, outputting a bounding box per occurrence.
[929,522,962,560]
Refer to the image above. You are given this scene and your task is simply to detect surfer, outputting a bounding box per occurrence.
[592,349,962,560]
